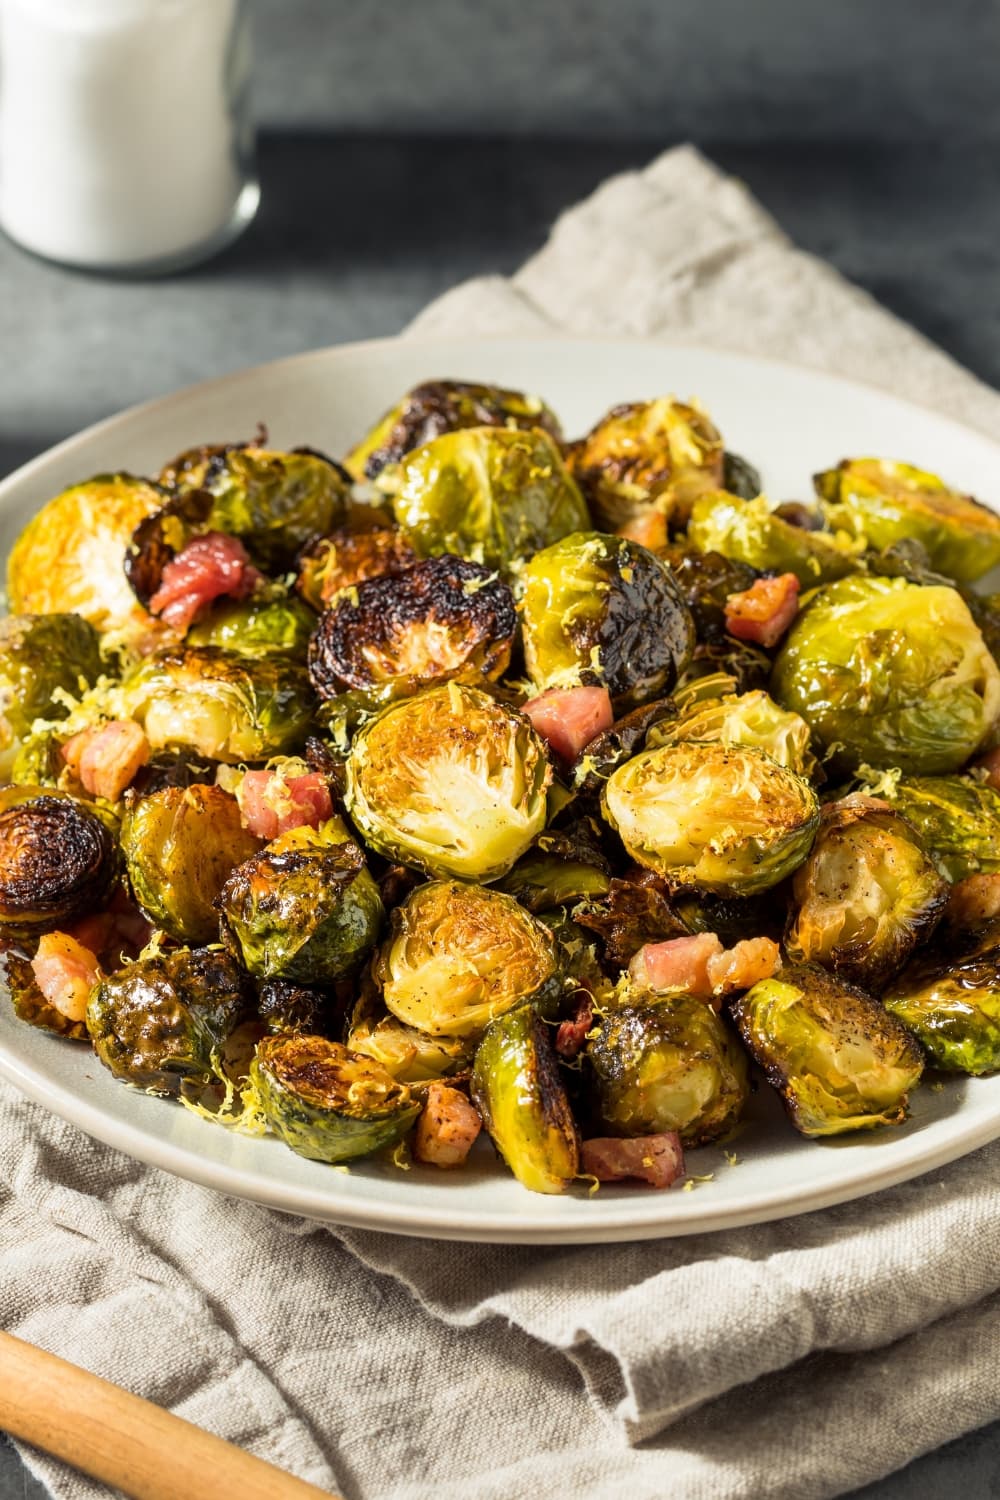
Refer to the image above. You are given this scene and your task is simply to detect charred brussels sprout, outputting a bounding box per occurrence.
[345,683,550,881]
[121,784,262,945]
[884,939,1000,1074]
[186,592,315,659]
[345,379,562,481]
[786,795,947,990]
[248,1034,419,1163]
[307,555,516,697]
[123,647,313,763]
[3,950,89,1040]
[0,788,119,940]
[386,427,590,577]
[256,978,333,1036]
[687,492,862,587]
[646,687,816,778]
[586,994,748,1146]
[87,946,251,1096]
[471,1003,580,1194]
[815,458,1000,583]
[7,474,167,646]
[771,575,1000,775]
[0,613,103,778]
[664,547,758,642]
[869,775,1000,883]
[376,880,559,1038]
[295,524,417,611]
[565,397,723,541]
[602,743,819,895]
[218,821,384,984]
[347,987,472,1082]
[520,532,694,710]
[731,964,924,1136]
[722,451,763,501]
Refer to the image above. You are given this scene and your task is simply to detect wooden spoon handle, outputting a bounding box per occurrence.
[0,1331,337,1500]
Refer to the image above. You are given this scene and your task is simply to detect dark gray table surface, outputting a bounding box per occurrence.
[2,134,1000,1500]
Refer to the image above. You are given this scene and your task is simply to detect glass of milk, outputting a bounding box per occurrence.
[0,0,258,274]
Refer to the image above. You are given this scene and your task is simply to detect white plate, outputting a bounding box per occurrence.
[2,335,1000,1244]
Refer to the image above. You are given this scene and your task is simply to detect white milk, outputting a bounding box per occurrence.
[0,0,255,270]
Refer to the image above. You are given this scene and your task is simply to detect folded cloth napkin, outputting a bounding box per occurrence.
[6,145,1000,1500]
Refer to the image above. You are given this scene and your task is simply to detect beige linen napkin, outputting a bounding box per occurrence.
[6,145,1000,1500]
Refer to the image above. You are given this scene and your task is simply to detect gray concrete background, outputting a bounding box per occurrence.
[2,3,1000,1497]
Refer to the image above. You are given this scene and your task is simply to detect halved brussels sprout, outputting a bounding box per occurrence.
[246,1034,419,1162]
[663,546,759,642]
[498,849,611,915]
[687,492,862,587]
[565,397,723,540]
[345,379,563,481]
[121,784,262,945]
[868,775,1000,883]
[646,687,816,778]
[295,524,417,611]
[345,683,550,881]
[87,946,251,1096]
[785,794,948,989]
[186,591,315,659]
[883,938,1000,1074]
[586,992,749,1145]
[7,474,167,647]
[0,614,103,779]
[346,986,472,1083]
[123,647,313,764]
[771,575,1000,775]
[731,963,924,1136]
[256,978,334,1036]
[3,949,89,1040]
[218,821,384,984]
[815,458,1000,583]
[386,427,590,577]
[520,532,694,710]
[471,1002,580,1194]
[375,880,559,1038]
[0,788,119,940]
[307,555,516,697]
[602,742,819,895]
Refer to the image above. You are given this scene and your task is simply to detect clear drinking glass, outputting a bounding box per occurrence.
[0,0,258,275]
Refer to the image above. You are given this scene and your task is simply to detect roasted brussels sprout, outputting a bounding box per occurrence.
[375,880,559,1038]
[186,592,315,659]
[386,427,590,577]
[771,575,1000,775]
[87,946,251,1096]
[346,986,472,1082]
[345,379,562,481]
[123,647,313,764]
[687,492,862,587]
[0,788,119,940]
[785,795,947,989]
[519,532,694,710]
[884,938,1000,1074]
[672,889,785,947]
[565,397,723,541]
[574,873,687,967]
[499,849,611,914]
[256,978,334,1036]
[307,555,516,697]
[864,774,1000,883]
[722,451,763,500]
[602,743,819,895]
[586,993,749,1146]
[2,949,89,1040]
[121,784,262,945]
[295,524,417,611]
[571,698,679,794]
[663,547,758,642]
[246,1033,419,1162]
[471,1002,580,1194]
[218,821,384,984]
[0,614,103,778]
[815,458,1000,583]
[646,687,816,778]
[345,683,550,881]
[731,964,924,1136]
[7,474,167,646]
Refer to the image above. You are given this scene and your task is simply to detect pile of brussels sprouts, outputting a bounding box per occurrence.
[5,376,1000,1197]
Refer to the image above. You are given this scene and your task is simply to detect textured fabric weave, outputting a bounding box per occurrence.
[7,146,1000,1500]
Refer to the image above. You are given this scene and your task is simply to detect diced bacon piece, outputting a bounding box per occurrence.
[945,874,1000,934]
[31,932,102,1023]
[62,720,150,801]
[725,572,800,648]
[617,511,668,550]
[630,932,723,997]
[973,748,1000,791]
[581,1133,685,1189]
[413,1083,482,1169]
[148,532,262,631]
[238,769,334,841]
[705,936,781,994]
[523,686,614,764]
[555,987,595,1059]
